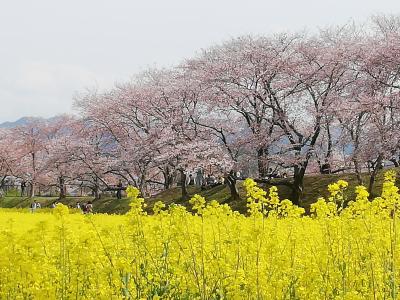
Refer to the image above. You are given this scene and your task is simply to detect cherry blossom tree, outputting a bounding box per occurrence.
[184,31,353,204]
[10,120,51,197]
[0,129,18,191]
[2,16,400,205]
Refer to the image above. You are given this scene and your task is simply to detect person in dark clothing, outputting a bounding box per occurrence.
[21,181,26,197]
[116,180,123,199]
[321,163,331,174]
[189,174,194,185]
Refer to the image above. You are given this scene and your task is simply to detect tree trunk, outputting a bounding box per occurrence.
[58,176,66,199]
[290,165,305,206]
[180,169,189,200]
[29,182,35,198]
[93,177,100,200]
[0,175,7,192]
[93,186,100,200]
[353,159,363,185]
[163,166,174,190]
[368,155,383,197]
[226,172,240,201]
[257,148,268,178]
[30,151,36,198]
[325,119,333,165]
[139,173,147,197]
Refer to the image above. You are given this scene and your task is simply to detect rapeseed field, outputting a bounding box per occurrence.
[1,171,400,299]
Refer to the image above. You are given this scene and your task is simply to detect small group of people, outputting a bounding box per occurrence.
[73,201,93,213]
[78,201,93,214]
[30,200,41,212]
[263,168,288,180]
[187,168,242,189]
[201,174,226,190]
[187,169,211,187]
[48,200,93,213]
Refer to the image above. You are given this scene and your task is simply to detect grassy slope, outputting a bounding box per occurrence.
[0,195,132,214]
[1,169,398,214]
[147,169,398,214]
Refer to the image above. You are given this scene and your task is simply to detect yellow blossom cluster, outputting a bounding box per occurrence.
[1,172,400,298]
[244,178,305,218]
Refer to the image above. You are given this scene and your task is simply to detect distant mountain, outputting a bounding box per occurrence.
[0,116,61,129]
[0,117,35,128]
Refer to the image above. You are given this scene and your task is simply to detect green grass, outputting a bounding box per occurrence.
[0,195,132,214]
[1,169,398,214]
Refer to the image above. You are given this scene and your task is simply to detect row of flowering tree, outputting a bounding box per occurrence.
[1,16,400,204]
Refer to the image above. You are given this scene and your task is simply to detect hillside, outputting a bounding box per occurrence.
[0,169,398,214]
[0,116,63,128]
[146,169,397,213]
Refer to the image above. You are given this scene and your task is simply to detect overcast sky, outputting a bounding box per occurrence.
[0,0,399,122]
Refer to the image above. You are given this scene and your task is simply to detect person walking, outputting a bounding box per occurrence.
[30,200,38,212]
[116,180,123,200]
[195,168,204,187]
[21,181,26,197]
[189,174,194,185]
